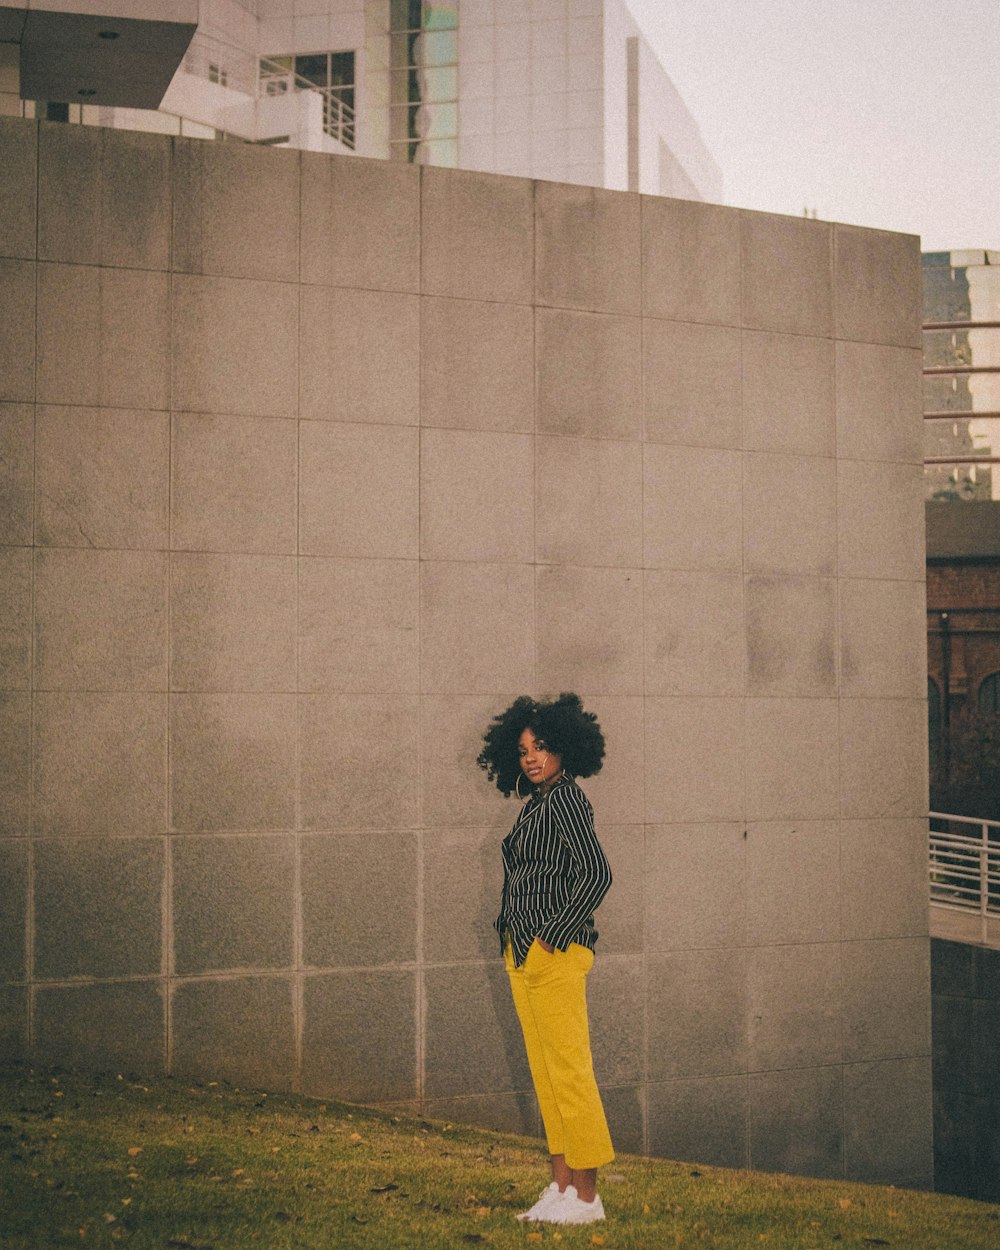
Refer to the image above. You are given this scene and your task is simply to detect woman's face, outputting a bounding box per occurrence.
[518,727,562,789]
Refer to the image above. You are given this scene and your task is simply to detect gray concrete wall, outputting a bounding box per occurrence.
[0,115,933,1186]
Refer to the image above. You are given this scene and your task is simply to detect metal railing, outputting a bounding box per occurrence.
[259,57,356,149]
[929,811,1000,944]
[181,34,357,148]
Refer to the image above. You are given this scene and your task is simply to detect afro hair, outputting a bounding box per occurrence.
[476,692,605,797]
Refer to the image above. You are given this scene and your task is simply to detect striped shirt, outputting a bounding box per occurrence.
[494,776,612,967]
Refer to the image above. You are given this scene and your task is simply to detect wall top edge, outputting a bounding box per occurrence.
[0,113,923,244]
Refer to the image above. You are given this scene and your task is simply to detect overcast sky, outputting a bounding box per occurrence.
[629,0,999,251]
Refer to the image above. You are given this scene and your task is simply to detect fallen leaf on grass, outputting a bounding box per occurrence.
[838,1198,852,1211]
[591,1235,606,1246]
[643,1203,651,1214]
[474,1206,491,1217]
[349,1132,362,1144]
[127,1147,143,1157]
[527,1234,543,1244]
[185,1157,197,1166]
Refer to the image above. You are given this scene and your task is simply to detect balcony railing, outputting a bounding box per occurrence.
[259,57,355,149]
[929,811,1000,944]
[181,34,356,149]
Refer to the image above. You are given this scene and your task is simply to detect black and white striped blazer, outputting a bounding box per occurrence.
[494,776,612,967]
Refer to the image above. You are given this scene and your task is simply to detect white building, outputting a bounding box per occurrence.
[0,0,721,200]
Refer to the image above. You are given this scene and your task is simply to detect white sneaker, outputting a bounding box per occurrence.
[550,1190,606,1224]
[515,1181,567,1222]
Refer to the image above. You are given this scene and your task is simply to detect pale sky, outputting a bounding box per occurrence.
[629,0,1000,251]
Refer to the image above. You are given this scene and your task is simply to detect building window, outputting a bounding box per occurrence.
[389,0,459,166]
[259,51,356,149]
[208,63,228,87]
[929,676,941,772]
[979,672,1000,714]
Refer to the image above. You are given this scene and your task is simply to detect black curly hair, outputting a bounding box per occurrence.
[476,692,605,797]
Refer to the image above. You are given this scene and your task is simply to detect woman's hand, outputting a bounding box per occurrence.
[536,937,555,953]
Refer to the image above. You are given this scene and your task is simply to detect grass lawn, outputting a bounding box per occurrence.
[1,1066,997,1250]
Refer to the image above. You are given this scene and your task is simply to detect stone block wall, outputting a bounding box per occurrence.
[0,116,933,1185]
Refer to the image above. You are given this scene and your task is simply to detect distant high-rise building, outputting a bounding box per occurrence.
[923,250,1000,504]
[0,0,721,201]
[923,250,1000,817]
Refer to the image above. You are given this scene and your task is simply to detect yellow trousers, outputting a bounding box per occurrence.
[504,938,615,1171]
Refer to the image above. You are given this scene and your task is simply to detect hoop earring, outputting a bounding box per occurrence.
[515,772,526,799]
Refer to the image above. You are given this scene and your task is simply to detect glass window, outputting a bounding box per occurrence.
[424,4,459,30]
[411,137,458,165]
[330,51,354,87]
[391,101,458,140]
[295,54,328,87]
[388,0,458,166]
[391,66,457,103]
[391,0,423,32]
[260,51,356,149]
[413,31,458,66]
[980,672,1000,714]
[391,0,457,32]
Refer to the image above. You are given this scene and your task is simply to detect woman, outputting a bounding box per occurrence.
[477,693,614,1227]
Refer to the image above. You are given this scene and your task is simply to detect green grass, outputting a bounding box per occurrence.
[0,1066,997,1250]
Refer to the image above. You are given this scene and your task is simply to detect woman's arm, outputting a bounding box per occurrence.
[536,785,612,951]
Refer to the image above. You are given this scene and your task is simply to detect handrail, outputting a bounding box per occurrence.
[180,33,356,149]
[259,56,356,148]
[929,811,1000,945]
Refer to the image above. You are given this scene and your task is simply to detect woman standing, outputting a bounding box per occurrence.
[477,693,614,1227]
